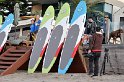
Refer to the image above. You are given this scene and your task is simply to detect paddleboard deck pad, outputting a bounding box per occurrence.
[58,1,87,74]
[0,32,6,51]
[42,3,70,73]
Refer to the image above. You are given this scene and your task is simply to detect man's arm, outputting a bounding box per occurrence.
[93,21,97,33]
[89,35,94,50]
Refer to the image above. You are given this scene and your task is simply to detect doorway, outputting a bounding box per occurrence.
[120,17,124,28]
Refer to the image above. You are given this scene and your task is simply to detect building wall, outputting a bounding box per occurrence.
[113,6,120,14]
[113,7,124,30]
[112,6,120,31]
[104,0,124,8]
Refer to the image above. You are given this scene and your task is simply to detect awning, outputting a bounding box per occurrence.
[29,0,59,4]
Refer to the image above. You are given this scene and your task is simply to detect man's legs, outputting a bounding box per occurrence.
[89,56,94,75]
[103,33,106,44]
[94,52,101,76]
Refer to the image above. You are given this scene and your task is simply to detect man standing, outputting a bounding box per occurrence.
[85,17,97,35]
[34,15,41,33]
[102,15,113,44]
[88,27,103,76]
[30,18,35,41]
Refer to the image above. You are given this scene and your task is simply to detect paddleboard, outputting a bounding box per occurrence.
[58,1,87,74]
[42,3,70,73]
[0,15,3,25]
[0,13,14,52]
[28,6,54,73]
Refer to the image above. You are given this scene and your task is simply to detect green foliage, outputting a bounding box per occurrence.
[0,0,20,2]
[0,0,5,2]
[0,0,30,16]
[72,0,80,4]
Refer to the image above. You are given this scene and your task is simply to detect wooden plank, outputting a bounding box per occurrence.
[5,54,23,57]
[0,66,9,69]
[9,50,27,53]
[0,61,14,65]
[0,57,18,61]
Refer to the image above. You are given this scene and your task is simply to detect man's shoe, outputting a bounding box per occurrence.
[91,75,98,77]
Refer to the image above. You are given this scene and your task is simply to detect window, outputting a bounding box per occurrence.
[104,3,113,14]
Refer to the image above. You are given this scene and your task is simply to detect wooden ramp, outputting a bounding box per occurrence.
[0,46,32,76]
